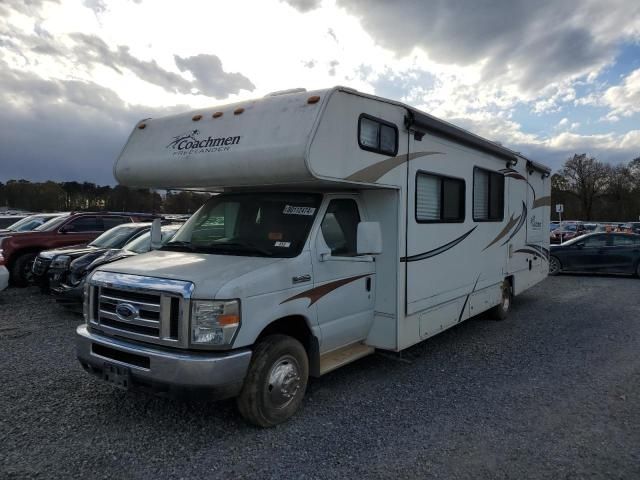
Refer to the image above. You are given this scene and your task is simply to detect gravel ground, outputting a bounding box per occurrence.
[1,275,639,479]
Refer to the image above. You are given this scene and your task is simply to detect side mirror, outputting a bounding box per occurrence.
[357,222,382,255]
[150,218,162,250]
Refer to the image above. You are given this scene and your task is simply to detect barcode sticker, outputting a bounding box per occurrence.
[283,205,316,216]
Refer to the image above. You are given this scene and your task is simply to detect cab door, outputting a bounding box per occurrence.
[311,197,375,353]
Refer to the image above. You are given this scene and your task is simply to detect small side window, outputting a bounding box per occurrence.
[473,167,504,222]
[358,114,398,156]
[416,172,465,223]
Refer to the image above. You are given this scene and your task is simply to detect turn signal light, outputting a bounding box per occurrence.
[217,314,240,326]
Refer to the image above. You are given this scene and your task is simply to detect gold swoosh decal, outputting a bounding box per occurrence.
[482,213,520,251]
[346,151,443,183]
[532,195,551,209]
[280,274,369,307]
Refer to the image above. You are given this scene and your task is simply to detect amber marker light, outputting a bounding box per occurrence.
[234,107,245,115]
[212,111,223,118]
[217,314,240,326]
[307,95,320,104]
[137,122,146,129]
[192,114,202,121]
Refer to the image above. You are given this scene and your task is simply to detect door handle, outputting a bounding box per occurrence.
[292,274,311,284]
[366,277,371,292]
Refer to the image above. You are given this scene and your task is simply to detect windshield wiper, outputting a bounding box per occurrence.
[160,241,195,252]
[206,241,273,256]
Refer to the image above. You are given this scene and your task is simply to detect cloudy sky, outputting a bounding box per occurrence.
[1,0,639,184]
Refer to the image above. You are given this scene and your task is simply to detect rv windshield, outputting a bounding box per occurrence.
[163,193,322,258]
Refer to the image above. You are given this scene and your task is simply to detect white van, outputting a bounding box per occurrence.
[77,87,551,426]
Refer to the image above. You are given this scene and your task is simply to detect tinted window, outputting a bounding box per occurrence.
[473,168,504,221]
[612,235,636,246]
[321,199,361,257]
[582,235,607,247]
[66,216,101,232]
[416,172,464,222]
[103,216,131,229]
[358,114,398,156]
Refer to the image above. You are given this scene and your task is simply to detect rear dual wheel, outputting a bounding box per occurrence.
[491,279,513,321]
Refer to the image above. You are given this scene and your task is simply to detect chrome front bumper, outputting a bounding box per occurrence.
[76,324,252,398]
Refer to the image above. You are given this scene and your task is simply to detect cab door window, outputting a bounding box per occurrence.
[320,199,361,257]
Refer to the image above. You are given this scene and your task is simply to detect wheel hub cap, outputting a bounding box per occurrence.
[267,355,301,409]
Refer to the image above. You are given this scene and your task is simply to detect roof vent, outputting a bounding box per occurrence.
[265,88,307,97]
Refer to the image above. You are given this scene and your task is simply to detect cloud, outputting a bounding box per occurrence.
[281,0,322,12]
[336,0,640,92]
[603,68,640,118]
[174,54,255,97]
[0,60,188,184]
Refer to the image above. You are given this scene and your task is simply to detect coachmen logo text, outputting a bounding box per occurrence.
[166,130,241,156]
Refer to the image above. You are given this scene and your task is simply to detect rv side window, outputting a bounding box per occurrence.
[473,167,504,222]
[415,172,465,223]
[358,114,398,156]
[320,199,361,257]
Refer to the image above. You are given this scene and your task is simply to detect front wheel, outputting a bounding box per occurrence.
[490,279,513,321]
[237,334,309,427]
[549,256,561,276]
[10,252,37,287]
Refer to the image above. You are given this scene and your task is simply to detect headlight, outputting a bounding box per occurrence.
[50,255,71,269]
[191,300,240,346]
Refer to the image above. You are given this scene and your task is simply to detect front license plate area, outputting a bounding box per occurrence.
[102,362,131,389]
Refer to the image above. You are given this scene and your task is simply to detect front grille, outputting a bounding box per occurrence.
[87,271,193,348]
[32,257,51,275]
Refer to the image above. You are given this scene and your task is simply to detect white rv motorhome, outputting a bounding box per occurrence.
[77,87,551,426]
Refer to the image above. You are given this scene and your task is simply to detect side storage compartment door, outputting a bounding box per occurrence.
[311,198,376,353]
[526,169,550,274]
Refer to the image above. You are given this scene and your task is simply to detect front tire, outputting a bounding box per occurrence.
[237,334,309,427]
[549,256,561,276]
[10,252,37,287]
[491,279,513,321]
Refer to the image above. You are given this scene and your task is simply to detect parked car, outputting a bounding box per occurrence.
[549,233,640,276]
[622,222,640,234]
[0,212,158,286]
[550,222,586,244]
[33,222,156,289]
[52,223,182,305]
[0,213,65,235]
[0,214,28,229]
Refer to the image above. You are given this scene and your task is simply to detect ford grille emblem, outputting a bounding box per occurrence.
[115,303,137,321]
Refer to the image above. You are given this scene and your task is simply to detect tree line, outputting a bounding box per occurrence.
[0,180,210,214]
[1,152,639,220]
[551,154,640,221]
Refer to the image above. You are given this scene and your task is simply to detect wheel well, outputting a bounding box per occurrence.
[7,248,41,270]
[256,315,320,377]
[505,275,514,293]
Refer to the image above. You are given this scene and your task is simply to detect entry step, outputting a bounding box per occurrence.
[319,342,374,375]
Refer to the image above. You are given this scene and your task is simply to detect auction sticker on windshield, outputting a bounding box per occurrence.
[283,205,316,215]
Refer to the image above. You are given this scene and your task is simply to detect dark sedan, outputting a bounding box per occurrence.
[549,233,640,276]
[33,222,152,289]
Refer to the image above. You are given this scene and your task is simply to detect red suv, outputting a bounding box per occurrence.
[0,212,157,286]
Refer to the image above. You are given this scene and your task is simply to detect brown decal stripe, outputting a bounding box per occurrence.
[402,226,477,262]
[346,151,443,183]
[532,195,551,209]
[483,212,521,251]
[500,202,527,246]
[280,274,369,307]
